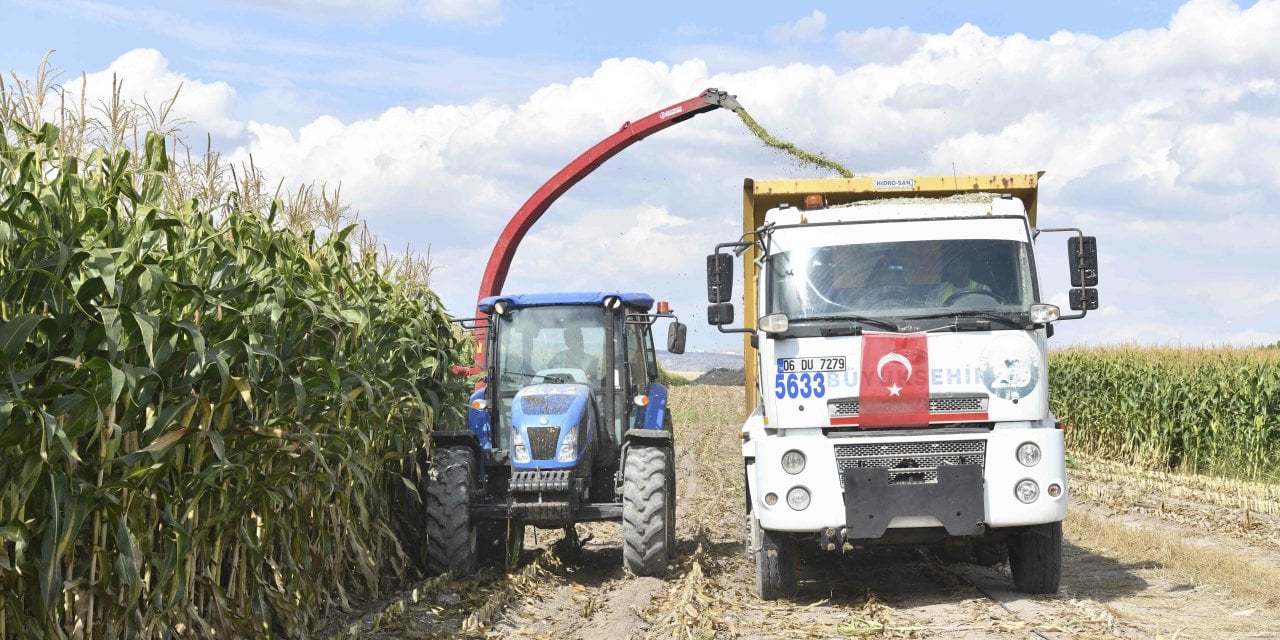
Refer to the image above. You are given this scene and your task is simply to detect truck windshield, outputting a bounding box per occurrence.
[491,306,607,445]
[767,238,1036,320]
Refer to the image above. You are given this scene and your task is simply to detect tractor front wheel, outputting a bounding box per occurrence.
[622,444,673,576]
[424,446,478,577]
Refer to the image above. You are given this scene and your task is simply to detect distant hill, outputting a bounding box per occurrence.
[658,351,745,373]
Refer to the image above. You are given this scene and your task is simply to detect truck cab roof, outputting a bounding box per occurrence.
[766,193,1028,227]
[478,292,655,314]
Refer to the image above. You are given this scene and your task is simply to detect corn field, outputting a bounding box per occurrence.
[1050,346,1280,482]
[0,82,470,637]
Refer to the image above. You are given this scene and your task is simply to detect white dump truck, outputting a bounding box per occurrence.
[704,174,1098,599]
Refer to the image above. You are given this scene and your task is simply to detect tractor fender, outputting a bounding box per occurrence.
[622,428,673,447]
[430,430,484,475]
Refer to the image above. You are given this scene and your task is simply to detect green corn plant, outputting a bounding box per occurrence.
[0,113,470,637]
[1050,346,1280,483]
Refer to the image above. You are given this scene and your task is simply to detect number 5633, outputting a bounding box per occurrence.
[774,372,826,399]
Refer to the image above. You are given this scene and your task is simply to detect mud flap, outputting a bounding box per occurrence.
[843,464,984,538]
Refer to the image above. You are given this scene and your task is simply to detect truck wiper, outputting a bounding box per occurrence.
[796,315,900,333]
[901,310,1027,329]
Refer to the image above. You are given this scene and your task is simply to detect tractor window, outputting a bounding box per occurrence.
[491,306,607,447]
[625,317,648,393]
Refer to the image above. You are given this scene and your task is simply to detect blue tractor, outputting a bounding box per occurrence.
[426,292,687,577]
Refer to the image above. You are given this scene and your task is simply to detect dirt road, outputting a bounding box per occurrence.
[347,386,1280,639]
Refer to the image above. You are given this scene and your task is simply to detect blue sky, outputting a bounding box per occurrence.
[4,0,1278,352]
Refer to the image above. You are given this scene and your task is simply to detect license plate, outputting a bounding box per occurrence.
[777,356,846,373]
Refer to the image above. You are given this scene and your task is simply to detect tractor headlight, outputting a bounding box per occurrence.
[1016,442,1041,466]
[1015,479,1039,504]
[512,430,530,463]
[557,425,579,462]
[781,450,806,475]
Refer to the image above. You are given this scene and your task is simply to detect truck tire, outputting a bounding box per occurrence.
[752,517,797,600]
[424,446,478,577]
[622,444,672,576]
[1008,521,1061,594]
[478,519,525,571]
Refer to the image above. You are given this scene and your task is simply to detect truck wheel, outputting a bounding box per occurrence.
[622,444,672,576]
[424,446,478,577]
[478,519,525,571]
[1008,521,1061,594]
[752,517,797,600]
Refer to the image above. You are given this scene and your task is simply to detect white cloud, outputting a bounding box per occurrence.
[834,26,924,64]
[768,10,828,45]
[59,49,242,141]
[192,0,1280,351]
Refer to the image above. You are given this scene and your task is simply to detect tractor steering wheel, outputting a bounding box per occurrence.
[944,289,1006,306]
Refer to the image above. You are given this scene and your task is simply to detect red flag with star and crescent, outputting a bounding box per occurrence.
[858,332,930,427]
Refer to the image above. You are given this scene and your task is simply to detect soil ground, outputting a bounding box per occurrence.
[342,386,1280,640]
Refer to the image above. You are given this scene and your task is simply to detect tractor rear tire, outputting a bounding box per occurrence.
[1008,521,1062,594]
[753,517,797,600]
[424,446,478,577]
[622,445,672,577]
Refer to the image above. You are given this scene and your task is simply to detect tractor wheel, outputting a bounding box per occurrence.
[752,516,796,600]
[1008,521,1062,594]
[662,411,677,555]
[622,444,672,576]
[478,518,525,572]
[664,447,677,556]
[424,446,478,577]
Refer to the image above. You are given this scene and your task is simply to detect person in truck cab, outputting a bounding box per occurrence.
[547,326,601,382]
[934,257,991,305]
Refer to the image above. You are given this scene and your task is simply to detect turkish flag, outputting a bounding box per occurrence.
[858,332,930,428]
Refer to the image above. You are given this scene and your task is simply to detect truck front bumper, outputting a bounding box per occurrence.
[747,425,1068,534]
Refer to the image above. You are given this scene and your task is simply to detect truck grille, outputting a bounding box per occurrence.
[525,426,561,460]
[827,395,988,417]
[834,440,986,486]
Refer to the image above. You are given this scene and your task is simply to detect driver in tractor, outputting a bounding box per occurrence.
[934,256,991,306]
[546,326,601,383]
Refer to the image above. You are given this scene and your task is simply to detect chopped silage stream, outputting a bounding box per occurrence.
[343,386,1280,639]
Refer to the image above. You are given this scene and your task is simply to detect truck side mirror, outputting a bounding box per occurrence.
[707,303,734,326]
[1068,236,1098,287]
[1069,288,1099,311]
[706,253,734,303]
[666,322,687,354]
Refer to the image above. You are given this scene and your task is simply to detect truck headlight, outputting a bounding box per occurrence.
[1016,442,1041,466]
[557,425,579,462]
[781,450,806,474]
[1015,479,1039,504]
[786,486,811,511]
[512,431,531,463]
